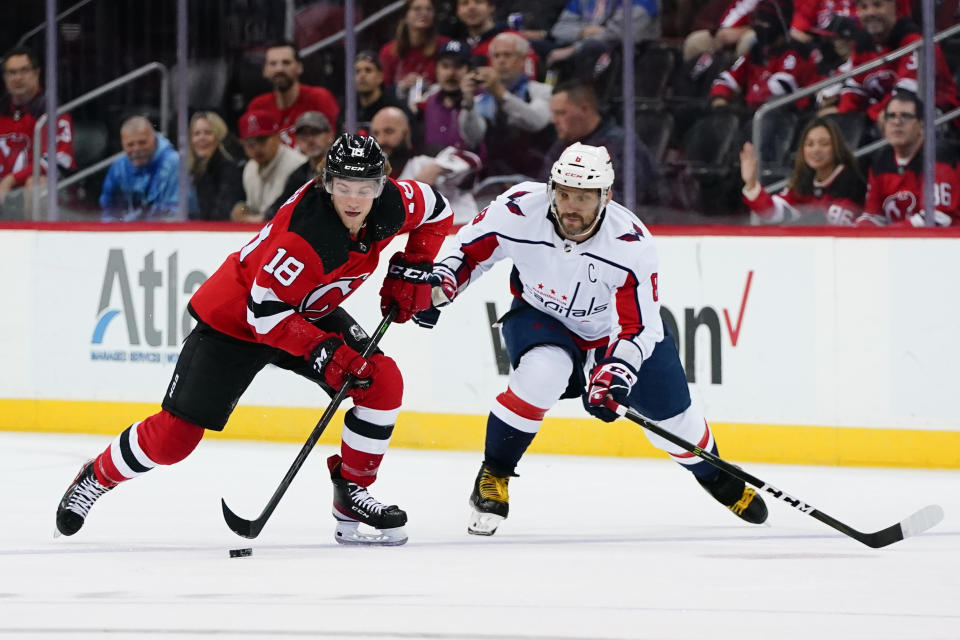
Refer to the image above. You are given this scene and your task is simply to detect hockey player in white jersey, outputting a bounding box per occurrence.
[414,143,768,535]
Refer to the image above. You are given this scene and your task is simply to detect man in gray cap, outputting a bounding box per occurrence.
[265,110,335,220]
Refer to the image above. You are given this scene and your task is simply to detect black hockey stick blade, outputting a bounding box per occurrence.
[220,308,397,539]
[609,401,945,548]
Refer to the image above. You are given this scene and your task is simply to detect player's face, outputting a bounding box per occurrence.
[856,0,896,39]
[801,126,836,173]
[553,184,604,238]
[263,46,302,92]
[2,54,40,102]
[121,127,158,168]
[330,178,379,235]
[190,117,218,160]
[883,99,922,148]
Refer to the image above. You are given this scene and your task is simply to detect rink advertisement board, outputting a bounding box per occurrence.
[1,225,958,468]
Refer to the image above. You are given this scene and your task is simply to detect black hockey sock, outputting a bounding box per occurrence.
[483,413,535,476]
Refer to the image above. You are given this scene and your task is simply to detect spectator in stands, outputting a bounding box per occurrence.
[709,0,819,163]
[265,110,334,221]
[370,106,416,178]
[188,111,244,222]
[857,91,959,227]
[379,0,450,99]
[790,0,857,42]
[459,32,553,178]
[683,0,761,64]
[492,1,570,63]
[541,81,659,204]
[247,42,340,148]
[356,51,411,129]
[100,116,179,221]
[371,105,481,223]
[709,0,818,113]
[451,0,538,76]
[837,0,958,123]
[231,110,306,223]
[548,0,661,72]
[417,40,474,154]
[0,46,75,216]
[740,117,865,224]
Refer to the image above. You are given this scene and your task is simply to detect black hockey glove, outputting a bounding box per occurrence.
[583,358,638,422]
[412,265,457,330]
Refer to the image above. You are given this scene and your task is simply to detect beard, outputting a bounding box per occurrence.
[272,73,294,92]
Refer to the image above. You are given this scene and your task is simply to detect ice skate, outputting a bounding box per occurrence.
[467,463,511,536]
[55,460,114,537]
[698,471,768,524]
[327,455,407,546]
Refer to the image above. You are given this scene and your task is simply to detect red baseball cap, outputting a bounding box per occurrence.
[238,110,279,139]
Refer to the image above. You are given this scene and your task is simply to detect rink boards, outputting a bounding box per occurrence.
[1,223,958,468]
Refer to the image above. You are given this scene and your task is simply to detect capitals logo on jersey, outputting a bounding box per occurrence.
[617,223,645,242]
[299,275,369,321]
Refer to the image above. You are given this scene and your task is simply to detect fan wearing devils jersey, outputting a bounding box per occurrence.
[55,134,452,546]
[740,117,865,225]
[837,0,958,122]
[0,46,75,210]
[858,91,959,227]
[415,143,768,536]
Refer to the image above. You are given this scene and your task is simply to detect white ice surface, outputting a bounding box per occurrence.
[1,431,958,640]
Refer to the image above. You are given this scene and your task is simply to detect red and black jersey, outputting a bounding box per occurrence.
[859,145,960,226]
[710,41,820,111]
[838,19,959,121]
[189,178,453,358]
[744,163,865,224]
[247,85,341,148]
[0,90,75,186]
[791,0,856,34]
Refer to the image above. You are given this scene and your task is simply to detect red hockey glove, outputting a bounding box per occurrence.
[379,252,435,323]
[310,337,373,393]
[584,359,638,423]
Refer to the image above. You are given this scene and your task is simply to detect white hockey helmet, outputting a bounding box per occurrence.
[547,143,615,221]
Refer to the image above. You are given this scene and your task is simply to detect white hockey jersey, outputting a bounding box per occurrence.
[436,182,664,373]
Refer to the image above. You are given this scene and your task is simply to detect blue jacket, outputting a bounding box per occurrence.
[100,133,180,220]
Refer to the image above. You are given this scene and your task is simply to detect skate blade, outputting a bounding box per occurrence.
[467,509,503,536]
[334,521,408,546]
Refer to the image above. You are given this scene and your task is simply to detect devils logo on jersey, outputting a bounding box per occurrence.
[299,275,368,321]
[882,190,918,222]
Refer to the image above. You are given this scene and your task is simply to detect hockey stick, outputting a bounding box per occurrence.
[607,400,944,549]
[221,308,397,539]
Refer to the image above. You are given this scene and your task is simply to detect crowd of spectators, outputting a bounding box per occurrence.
[1,0,958,226]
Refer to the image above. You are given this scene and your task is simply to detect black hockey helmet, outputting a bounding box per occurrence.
[322,133,387,197]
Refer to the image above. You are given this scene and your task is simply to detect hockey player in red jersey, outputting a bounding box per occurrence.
[414,143,768,536]
[55,134,452,545]
[740,117,865,224]
[857,91,959,227]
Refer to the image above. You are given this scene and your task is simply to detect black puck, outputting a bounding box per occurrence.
[229,547,253,558]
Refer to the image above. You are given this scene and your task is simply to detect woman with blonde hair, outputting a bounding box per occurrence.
[740,117,865,225]
[379,0,449,97]
[188,111,244,221]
